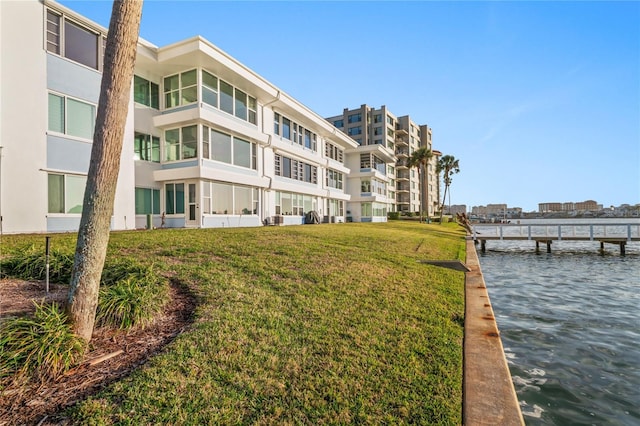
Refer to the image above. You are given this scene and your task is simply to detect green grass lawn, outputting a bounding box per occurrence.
[2,221,466,424]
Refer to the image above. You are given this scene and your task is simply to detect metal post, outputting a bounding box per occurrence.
[45,236,50,294]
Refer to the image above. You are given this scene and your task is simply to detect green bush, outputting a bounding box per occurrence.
[0,302,85,380]
[388,212,400,220]
[0,244,74,283]
[97,263,168,330]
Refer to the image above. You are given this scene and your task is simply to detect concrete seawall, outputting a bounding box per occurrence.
[464,237,525,425]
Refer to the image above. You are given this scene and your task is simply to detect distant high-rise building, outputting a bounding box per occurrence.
[326,105,440,217]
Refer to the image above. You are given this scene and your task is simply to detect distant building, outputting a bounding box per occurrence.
[471,204,522,220]
[445,204,467,215]
[539,200,602,214]
[326,105,440,217]
[539,202,563,213]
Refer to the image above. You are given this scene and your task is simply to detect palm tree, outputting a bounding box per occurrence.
[407,146,433,223]
[67,0,143,343]
[436,155,460,224]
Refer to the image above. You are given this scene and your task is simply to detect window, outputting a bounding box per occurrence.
[248,97,257,124]
[135,187,160,214]
[361,179,371,193]
[348,113,362,123]
[202,70,218,108]
[360,153,371,169]
[387,128,394,137]
[374,114,382,123]
[275,191,315,216]
[64,20,99,69]
[325,142,344,163]
[333,119,344,128]
[164,70,197,108]
[326,169,343,190]
[275,112,317,151]
[48,173,86,214]
[274,113,281,135]
[274,154,317,184]
[182,126,197,159]
[206,128,256,169]
[374,127,382,136]
[165,183,185,214]
[233,137,251,169]
[362,202,372,217]
[46,11,61,54]
[348,126,362,136]
[46,9,106,70]
[164,129,180,162]
[201,71,257,124]
[234,88,248,121]
[220,80,234,114]
[134,132,160,162]
[282,117,291,140]
[48,93,95,140]
[207,182,258,215]
[164,126,197,161]
[134,76,159,109]
[387,115,394,126]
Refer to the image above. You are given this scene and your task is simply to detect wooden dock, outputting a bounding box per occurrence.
[472,222,640,255]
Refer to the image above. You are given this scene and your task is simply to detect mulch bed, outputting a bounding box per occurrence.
[0,279,196,425]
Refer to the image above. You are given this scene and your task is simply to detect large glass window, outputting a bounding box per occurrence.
[48,174,64,214]
[182,125,197,159]
[64,20,98,69]
[164,126,197,161]
[48,173,86,214]
[233,137,251,168]
[274,155,317,184]
[164,70,197,108]
[326,169,343,190]
[212,182,233,214]
[234,89,248,121]
[135,187,160,214]
[134,132,160,162]
[67,98,95,139]
[202,71,218,108]
[211,129,232,164]
[165,183,185,215]
[48,93,95,140]
[46,10,105,70]
[164,129,180,162]
[134,76,159,109]
[220,80,234,114]
[282,117,291,140]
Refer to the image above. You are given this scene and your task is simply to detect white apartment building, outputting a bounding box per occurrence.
[326,106,440,217]
[0,0,361,234]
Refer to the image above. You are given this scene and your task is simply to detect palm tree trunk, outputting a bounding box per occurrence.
[440,184,448,224]
[67,0,143,343]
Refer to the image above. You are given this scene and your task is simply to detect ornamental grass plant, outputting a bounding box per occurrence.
[0,302,85,380]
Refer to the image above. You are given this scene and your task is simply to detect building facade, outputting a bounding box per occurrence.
[1,0,367,234]
[325,105,439,218]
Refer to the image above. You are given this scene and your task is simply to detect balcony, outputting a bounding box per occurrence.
[395,149,409,157]
[395,127,409,136]
[396,159,408,169]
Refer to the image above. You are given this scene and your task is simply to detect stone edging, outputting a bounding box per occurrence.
[463,237,525,425]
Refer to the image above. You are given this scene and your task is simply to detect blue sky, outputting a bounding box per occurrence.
[60,0,640,212]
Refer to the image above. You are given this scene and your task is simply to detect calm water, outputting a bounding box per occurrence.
[477,220,640,426]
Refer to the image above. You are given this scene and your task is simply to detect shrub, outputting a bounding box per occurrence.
[388,212,400,220]
[97,263,168,330]
[0,244,74,283]
[0,302,85,380]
